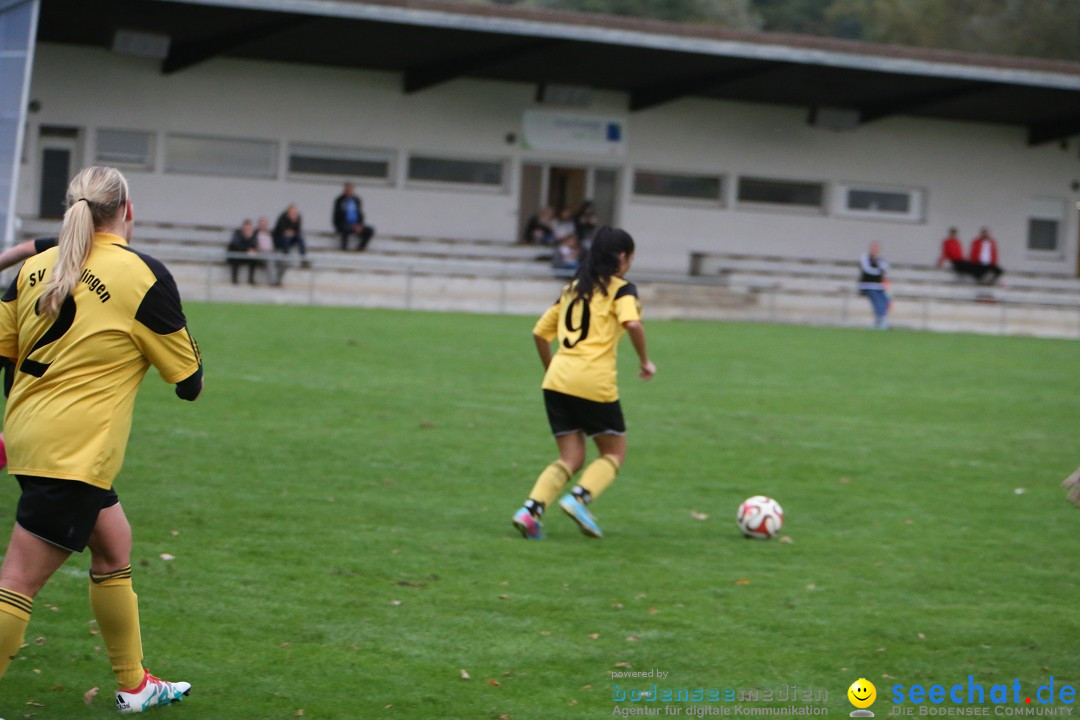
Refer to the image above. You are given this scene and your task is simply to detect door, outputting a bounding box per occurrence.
[38,129,79,219]
[518,163,544,243]
[547,166,587,214]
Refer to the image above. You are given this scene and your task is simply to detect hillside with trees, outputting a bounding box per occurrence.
[468,0,1080,62]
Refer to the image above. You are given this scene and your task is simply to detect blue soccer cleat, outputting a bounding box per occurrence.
[559,494,603,538]
[115,669,190,714]
[512,507,543,539]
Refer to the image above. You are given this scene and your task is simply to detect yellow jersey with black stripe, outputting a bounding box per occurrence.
[0,233,201,489]
[533,277,642,403]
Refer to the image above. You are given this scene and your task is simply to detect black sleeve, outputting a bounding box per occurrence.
[175,365,203,401]
[34,237,58,254]
[614,282,638,300]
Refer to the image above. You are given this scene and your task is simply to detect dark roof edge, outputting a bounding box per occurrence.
[165,0,1080,89]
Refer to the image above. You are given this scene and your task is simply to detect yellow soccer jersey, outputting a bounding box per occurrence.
[533,276,642,403]
[0,233,202,489]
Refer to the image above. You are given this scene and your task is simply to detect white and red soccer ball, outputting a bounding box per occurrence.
[736,495,784,539]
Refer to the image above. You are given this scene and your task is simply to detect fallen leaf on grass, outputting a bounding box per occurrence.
[734,578,750,585]
[615,662,632,669]
[690,511,709,521]
[588,633,601,639]
[460,669,471,680]
[159,553,175,561]
[293,709,304,717]
[84,687,99,705]
[487,678,501,687]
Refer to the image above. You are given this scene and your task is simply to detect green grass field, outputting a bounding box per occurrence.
[1,303,1078,719]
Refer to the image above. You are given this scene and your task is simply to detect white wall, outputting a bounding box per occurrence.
[16,43,1080,275]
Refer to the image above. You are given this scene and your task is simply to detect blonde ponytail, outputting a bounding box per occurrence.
[40,167,129,317]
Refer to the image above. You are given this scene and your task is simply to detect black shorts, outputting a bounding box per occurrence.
[15,476,119,553]
[543,389,626,437]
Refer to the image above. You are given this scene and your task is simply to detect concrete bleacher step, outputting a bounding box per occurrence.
[13,217,1080,338]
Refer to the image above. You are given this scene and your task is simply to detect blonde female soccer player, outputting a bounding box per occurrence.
[0,167,203,713]
[513,226,656,539]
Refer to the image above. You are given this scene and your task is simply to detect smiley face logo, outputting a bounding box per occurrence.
[848,678,877,709]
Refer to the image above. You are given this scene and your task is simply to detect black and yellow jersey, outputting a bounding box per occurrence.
[533,276,642,403]
[0,233,201,489]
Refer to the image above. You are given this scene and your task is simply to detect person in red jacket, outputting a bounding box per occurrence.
[936,227,978,278]
[968,227,1003,284]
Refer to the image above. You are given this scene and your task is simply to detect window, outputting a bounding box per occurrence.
[407,155,504,188]
[165,134,278,178]
[1027,218,1059,252]
[737,177,824,209]
[95,129,154,169]
[1027,198,1065,255]
[632,170,723,203]
[835,183,924,222]
[288,143,394,182]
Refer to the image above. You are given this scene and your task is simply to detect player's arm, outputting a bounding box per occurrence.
[622,320,655,380]
[130,257,203,401]
[533,333,553,371]
[532,300,560,371]
[0,238,56,273]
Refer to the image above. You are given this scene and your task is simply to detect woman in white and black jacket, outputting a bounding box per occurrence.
[857,242,891,330]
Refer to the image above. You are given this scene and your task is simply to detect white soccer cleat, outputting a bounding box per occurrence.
[115,670,190,714]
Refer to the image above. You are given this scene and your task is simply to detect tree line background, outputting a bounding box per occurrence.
[468,0,1080,62]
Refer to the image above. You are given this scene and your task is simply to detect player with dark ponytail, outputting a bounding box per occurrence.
[513,226,656,539]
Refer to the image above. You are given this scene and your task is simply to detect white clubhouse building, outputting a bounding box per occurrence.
[4,0,1080,276]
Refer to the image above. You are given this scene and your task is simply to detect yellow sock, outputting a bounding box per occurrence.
[576,455,620,502]
[89,566,144,689]
[526,460,573,514]
[0,587,32,681]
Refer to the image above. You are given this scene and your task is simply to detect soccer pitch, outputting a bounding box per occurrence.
[1,303,1078,719]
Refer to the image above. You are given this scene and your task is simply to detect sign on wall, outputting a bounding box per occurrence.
[521,110,627,156]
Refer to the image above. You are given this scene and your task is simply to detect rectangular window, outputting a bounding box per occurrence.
[165,134,278,179]
[737,177,824,209]
[835,183,924,221]
[632,170,722,203]
[95,129,155,169]
[407,155,504,188]
[1027,198,1065,255]
[1027,218,1059,252]
[288,143,394,182]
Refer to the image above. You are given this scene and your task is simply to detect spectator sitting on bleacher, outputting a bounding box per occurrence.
[255,216,284,287]
[523,206,555,245]
[333,182,375,252]
[551,207,576,245]
[969,227,1004,285]
[937,226,979,279]
[552,233,582,273]
[273,203,308,264]
[574,200,598,244]
[226,219,259,285]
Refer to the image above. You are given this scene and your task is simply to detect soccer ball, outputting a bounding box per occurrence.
[736,495,784,539]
